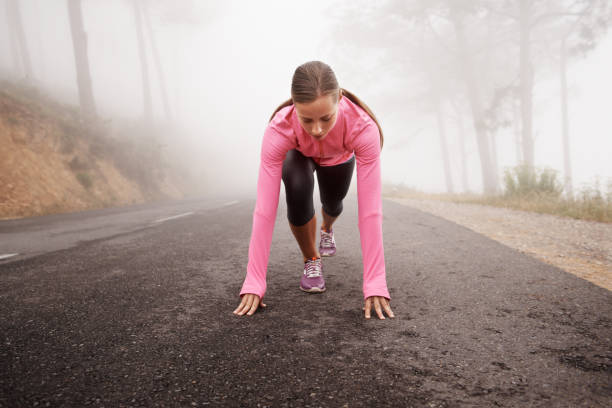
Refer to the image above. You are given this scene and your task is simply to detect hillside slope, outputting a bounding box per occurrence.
[0,83,184,220]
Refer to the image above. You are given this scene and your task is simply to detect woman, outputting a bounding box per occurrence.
[233,61,394,320]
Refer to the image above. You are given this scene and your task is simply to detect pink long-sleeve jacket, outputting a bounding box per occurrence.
[239,96,390,301]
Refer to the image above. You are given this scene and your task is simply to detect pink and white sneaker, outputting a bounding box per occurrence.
[319,228,336,257]
[300,257,326,293]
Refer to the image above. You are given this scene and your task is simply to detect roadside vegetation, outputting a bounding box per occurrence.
[0,80,189,219]
[384,165,612,223]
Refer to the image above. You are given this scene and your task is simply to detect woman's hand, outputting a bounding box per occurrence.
[233,293,266,316]
[363,296,394,320]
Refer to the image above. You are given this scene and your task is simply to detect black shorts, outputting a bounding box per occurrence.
[281,149,355,226]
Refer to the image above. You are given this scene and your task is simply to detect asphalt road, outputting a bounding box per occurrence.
[1,197,610,407]
[0,196,239,263]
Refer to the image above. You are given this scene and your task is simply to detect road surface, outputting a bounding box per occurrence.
[1,197,610,407]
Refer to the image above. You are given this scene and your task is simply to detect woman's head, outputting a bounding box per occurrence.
[270,61,384,147]
[291,61,341,141]
[291,61,340,105]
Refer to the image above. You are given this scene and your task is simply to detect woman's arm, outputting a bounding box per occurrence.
[239,124,295,300]
[353,121,391,301]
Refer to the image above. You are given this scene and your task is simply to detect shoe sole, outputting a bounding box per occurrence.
[300,286,326,293]
[320,252,335,257]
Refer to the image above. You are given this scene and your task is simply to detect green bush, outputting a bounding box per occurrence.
[503,164,563,197]
[76,172,93,189]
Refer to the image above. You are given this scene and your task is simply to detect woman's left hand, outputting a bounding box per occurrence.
[363,296,395,320]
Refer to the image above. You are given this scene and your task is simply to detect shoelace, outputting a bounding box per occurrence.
[304,258,322,278]
[320,230,335,248]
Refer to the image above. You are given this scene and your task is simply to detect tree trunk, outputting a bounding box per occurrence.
[143,4,172,122]
[33,5,46,82]
[456,108,470,193]
[560,37,573,197]
[133,0,152,121]
[519,0,535,167]
[513,97,522,164]
[490,132,499,193]
[451,8,497,194]
[435,97,454,193]
[67,0,96,116]
[8,12,23,75]
[6,0,32,80]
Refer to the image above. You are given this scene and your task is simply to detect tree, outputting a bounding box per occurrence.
[558,0,612,196]
[127,0,218,122]
[132,0,152,120]
[67,0,97,116]
[142,3,172,121]
[485,0,611,178]
[6,0,32,80]
[449,2,499,193]
[519,0,534,168]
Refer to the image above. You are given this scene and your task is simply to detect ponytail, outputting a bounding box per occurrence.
[269,98,293,122]
[340,88,384,149]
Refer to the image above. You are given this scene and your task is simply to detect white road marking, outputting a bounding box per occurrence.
[153,212,194,223]
[0,253,18,260]
[223,200,239,207]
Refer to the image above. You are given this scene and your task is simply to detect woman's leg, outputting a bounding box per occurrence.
[289,216,319,260]
[320,208,338,233]
[315,154,356,231]
[282,150,319,260]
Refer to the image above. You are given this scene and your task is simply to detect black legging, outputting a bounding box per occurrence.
[282,149,355,226]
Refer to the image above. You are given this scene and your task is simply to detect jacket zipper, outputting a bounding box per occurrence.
[318,140,324,160]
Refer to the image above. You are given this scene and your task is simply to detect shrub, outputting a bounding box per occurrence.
[503,164,563,197]
[76,172,93,189]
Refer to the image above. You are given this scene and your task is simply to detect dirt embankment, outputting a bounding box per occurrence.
[0,84,184,220]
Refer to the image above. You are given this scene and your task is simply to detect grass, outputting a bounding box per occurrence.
[384,166,612,223]
[385,188,611,223]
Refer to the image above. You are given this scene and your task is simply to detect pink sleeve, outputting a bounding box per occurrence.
[239,124,295,300]
[353,122,391,300]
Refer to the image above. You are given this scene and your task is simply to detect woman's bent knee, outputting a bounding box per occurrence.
[283,149,316,226]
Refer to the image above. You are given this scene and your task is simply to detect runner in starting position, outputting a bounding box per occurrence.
[233,61,394,320]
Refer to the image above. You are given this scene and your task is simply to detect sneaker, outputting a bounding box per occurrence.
[300,257,326,293]
[319,228,336,257]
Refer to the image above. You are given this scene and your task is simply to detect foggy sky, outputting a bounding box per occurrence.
[1,0,610,196]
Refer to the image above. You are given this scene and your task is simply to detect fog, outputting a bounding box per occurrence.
[2,0,611,197]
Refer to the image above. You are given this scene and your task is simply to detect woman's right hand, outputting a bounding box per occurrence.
[233,293,266,316]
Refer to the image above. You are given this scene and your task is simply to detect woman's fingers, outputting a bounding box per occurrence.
[237,294,394,319]
[382,298,395,318]
[233,294,264,316]
[365,298,372,319]
[364,296,394,320]
[234,294,253,315]
[247,297,259,315]
[233,295,248,315]
[364,297,372,319]
[235,297,250,315]
[373,297,385,320]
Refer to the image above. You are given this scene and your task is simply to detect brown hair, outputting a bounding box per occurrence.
[269,61,384,149]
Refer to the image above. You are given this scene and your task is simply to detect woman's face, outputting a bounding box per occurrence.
[294,93,340,141]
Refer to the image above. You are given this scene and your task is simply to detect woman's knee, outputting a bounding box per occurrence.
[282,150,315,225]
[316,155,354,215]
[322,201,343,218]
[282,150,314,188]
